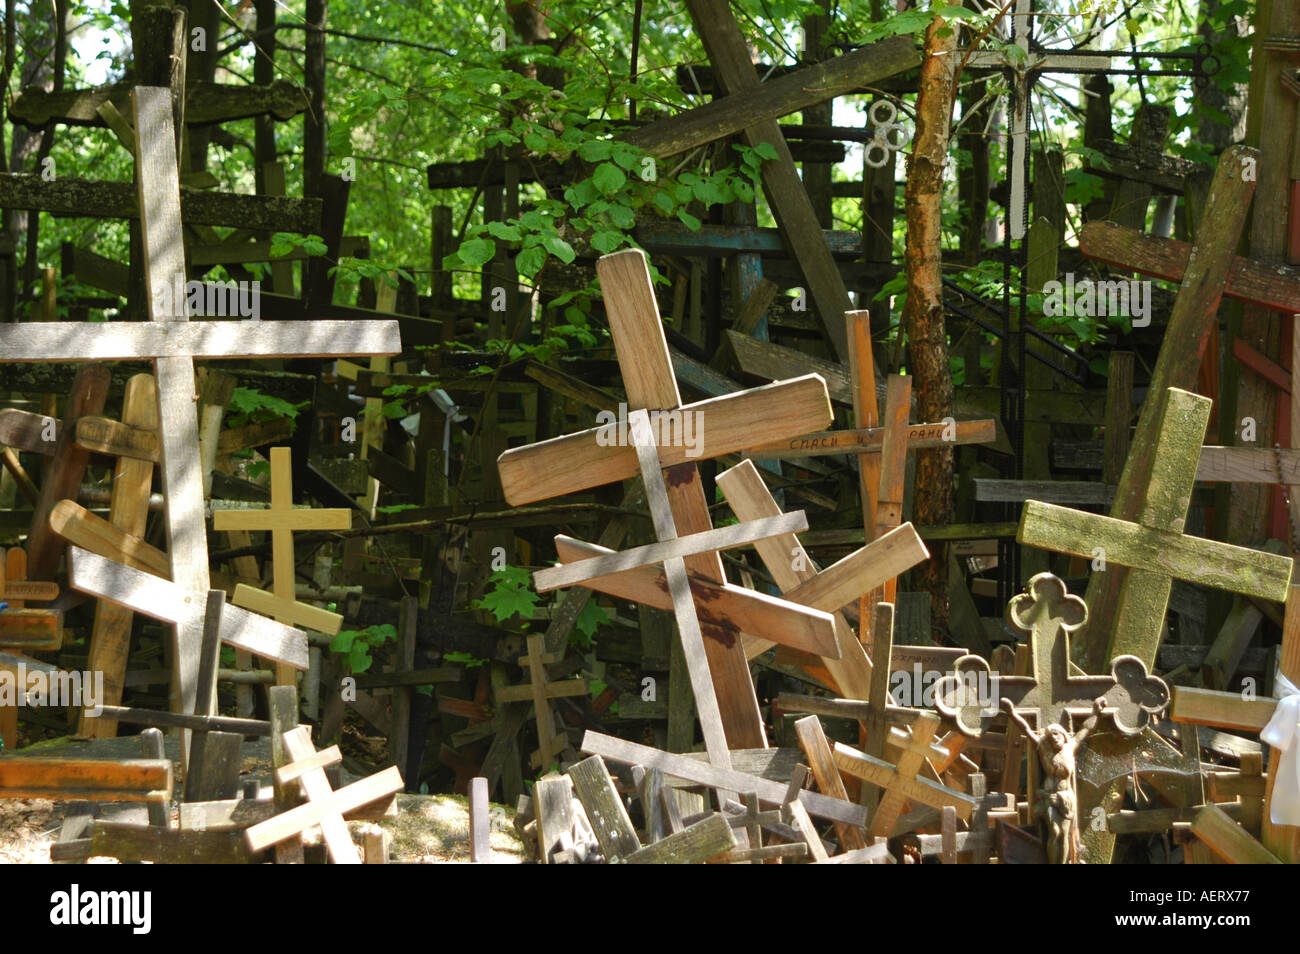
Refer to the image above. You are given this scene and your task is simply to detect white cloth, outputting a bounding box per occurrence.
[1261,670,1300,827]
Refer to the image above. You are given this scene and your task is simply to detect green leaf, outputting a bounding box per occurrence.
[349,644,373,674]
[542,235,576,264]
[517,244,546,278]
[677,209,702,231]
[487,221,522,242]
[574,599,609,639]
[592,163,627,196]
[456,238,496,267]
[577,139,614,162]
[591,230,623,253]
[330,630,357,653]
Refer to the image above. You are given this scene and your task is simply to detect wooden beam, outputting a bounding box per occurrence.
[621,36,917,158]
[495,373,833,506]
[0,758,171,801]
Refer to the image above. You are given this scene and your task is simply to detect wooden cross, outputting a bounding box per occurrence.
[1076,147,1260,671]
[935,572,1170,738]
[0,89,400,739]
[1018,387,1294,669]
[963,0,1113,240]
[244,725,404,864]
[832,717,977,839]
[0,548,61,652]
[497,248,837,757]
[904,773,1016,864]
[494,634,587,770]
[212,447,349,686]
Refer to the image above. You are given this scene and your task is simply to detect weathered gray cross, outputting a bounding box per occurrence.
[964,0,1113,240]
[0,88,400,754]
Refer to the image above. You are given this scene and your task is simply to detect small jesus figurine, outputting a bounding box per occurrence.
[1000,696,1106,864]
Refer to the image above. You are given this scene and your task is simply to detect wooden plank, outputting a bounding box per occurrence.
[67,545,309,669]
[1019,499,1293,605]
[554,536,839,658]
[80,373,158,736]
[90,705,271,736]
[744,418,997,460]
[90,822,264,864]
[50,500,170,577]
[495,373,833,506]
[0,609,61,650]
[567,755,642,862]
[1191,803,1283,864]
[1198,446,1300,483]
[1170,685,1279,732]
[0,172,321,231]
[534,774,574,865]
[781,522,929,612]
[628,409,738,768]
[0,758,171,801]
[975,479,1113,505]
[75,415,159,462]
[0,320,400,362]
[832,741,977,821]
[794,715,868,851]
[0,407,57,454]
[621,36,917,158]
[581,730,867,826]
[625,812,736,863]
[1081,219,1300,314]
[685,0,854,359]
[230,583,343,635]
[724,329,851,402]
[493,679,588,704]
[274,744,343,784]
[27,365,111,580]
[469,777,492,862]
[535,511,808,592]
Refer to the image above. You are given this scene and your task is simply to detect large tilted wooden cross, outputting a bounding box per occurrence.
[935,572,1170,737]
[497,248,840,764]
[0,88,401,749]
[1018,388,1294,669]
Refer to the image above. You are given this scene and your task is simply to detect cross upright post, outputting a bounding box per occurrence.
[0,88,400,763]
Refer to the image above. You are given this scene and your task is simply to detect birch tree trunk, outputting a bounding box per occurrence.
[901,11,958,630]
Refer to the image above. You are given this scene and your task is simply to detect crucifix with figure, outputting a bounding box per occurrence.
[0,88,401,767]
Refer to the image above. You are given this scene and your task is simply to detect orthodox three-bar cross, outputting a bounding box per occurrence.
[964,0,1113,241]
[498,249,846,771]
[0,88,400,753]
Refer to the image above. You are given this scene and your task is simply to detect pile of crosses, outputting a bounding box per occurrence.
[476,243,1300,865]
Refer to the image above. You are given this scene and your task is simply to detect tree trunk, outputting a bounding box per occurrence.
[901,9,958,631]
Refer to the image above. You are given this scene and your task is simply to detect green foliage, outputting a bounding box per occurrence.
[227,388,304,430]
[444,650,489,668]
[330,623,399,675]
[568,599,610,652]
[473,566,541,624]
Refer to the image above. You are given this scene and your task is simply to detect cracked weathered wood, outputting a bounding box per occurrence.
[1080,146,1261,671]
[10,78,308,128]
[0,173,321,231]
